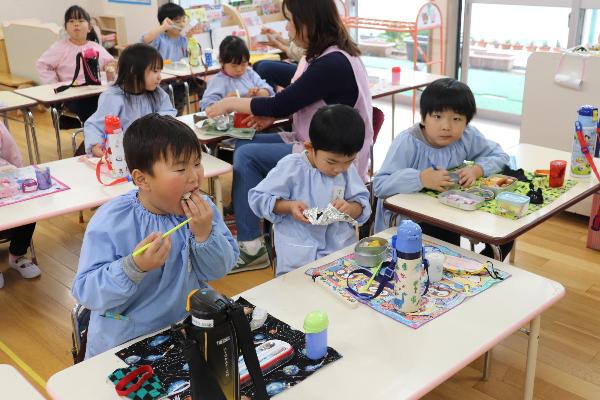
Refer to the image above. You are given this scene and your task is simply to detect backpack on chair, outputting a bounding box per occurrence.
[54,47,101,94]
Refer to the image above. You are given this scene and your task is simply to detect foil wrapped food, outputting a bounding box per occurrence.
[302,203,357,226]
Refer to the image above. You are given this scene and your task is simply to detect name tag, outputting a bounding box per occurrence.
[332,186,345,200]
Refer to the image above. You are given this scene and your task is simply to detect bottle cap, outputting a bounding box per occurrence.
[395,220,422,254]
[392,66,401,73]
[578,105,598,121]
[104,115,121,134]
[303,311,328,333]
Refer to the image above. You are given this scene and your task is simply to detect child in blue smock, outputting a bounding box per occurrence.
[73,114,238,358]
[249,105,370,275]
[373,78,513,259]
[84,43,176,156]
[142,3,190,62]
[200,36,273,110]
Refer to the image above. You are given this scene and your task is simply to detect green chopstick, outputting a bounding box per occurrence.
[361,260,384,293]
[132,217,192,257]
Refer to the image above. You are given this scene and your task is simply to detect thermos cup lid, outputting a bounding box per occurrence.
[303,311,329,333]
[578,105,598,117]
[395,220,422,254]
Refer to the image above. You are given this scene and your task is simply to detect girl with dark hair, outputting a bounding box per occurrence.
[36,6,116,124]
[206,0,373,272]
[84,43,176,157]
[200,35,273,110]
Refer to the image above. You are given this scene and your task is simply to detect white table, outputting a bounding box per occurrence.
[383,144,600,259]
[0,153,232,231]
[0,364,46,399]
[15,73,180,159]
[46,230,564,400]
[368,68,446,137]
[0,91,40,164]
[16,83,109,159]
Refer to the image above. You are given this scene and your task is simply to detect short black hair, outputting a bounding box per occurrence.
[218,36,250,65]
[309,104,365,156]
[115,43,163,107]
[420,78,477,123]
[124,114,202,176]
[64,5,99,43]
[157,3,185,24]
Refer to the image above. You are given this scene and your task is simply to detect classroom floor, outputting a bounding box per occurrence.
[1,102,600,400]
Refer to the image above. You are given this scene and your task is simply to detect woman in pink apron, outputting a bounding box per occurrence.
[206,0,373,271]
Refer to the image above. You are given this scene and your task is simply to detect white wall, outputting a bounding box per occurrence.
[0,0,168,46]
[0,0,94,27]
[90,0,164,45]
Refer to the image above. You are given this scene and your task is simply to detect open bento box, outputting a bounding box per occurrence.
[438,190,485,211]
[480,174,517,194]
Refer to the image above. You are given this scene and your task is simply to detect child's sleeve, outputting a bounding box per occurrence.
[373,134,423,197]
[189,199,239,281]
[83,91,123,154]
[200,75,227,111]
[35,44,61,84]
[98,46,115,70]
[248,68,274,96]
[0,122,23,168]
[248,158,294,224]
[72,222,141,311]
[156,87,178,116]
[465,126,510,176]
[345,165,371,225]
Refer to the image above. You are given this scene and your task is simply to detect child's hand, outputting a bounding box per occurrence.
[331,199,363,219]
[288,201,309,223]
[91,144,103,157]
[457,165,483,187]
[420,167,453,192]
[247,88,271,97]
[133,232,172,272]
[225,91,238,98]
[275,200,309,223]
[181,191,213,243]
[161,17,175,32]
[243,115,276,131]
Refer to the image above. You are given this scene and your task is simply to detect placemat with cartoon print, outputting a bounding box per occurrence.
[0,166,70,207]
[115,298,342,399]
[423,172,577,219]
[305,239,510,329]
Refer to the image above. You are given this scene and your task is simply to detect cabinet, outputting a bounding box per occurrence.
[96,15,127,56]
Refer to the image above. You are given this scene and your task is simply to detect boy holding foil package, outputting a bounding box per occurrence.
[249,105,370,275]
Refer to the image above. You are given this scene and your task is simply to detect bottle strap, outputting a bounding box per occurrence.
[229,305,269,400]
[95,157,130,186]
[54,53,84,93]
[575,121,600,231]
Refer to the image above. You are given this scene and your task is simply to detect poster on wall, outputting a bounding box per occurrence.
[108,0,151,5]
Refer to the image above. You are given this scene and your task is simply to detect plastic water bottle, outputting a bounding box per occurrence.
[104,116,128,178]
[571,105,598,177]
[188,37,200,67]
[303,311,328,360]
[393,220,428,313]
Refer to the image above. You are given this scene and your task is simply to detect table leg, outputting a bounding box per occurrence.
[50,106,63,159]
[483,349,492,380]
[22,110,34,165]
[212,177,223,216]
[25,109,41,164]
[491,244,502,261]
[524,316,541,400]
[184,81,190,115]
[168,84,175,110]
[391,93,396,140]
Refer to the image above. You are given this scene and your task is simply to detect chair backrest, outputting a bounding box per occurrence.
[3,20,61,84]
[71,303,90,364]
[372,106,385,144]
